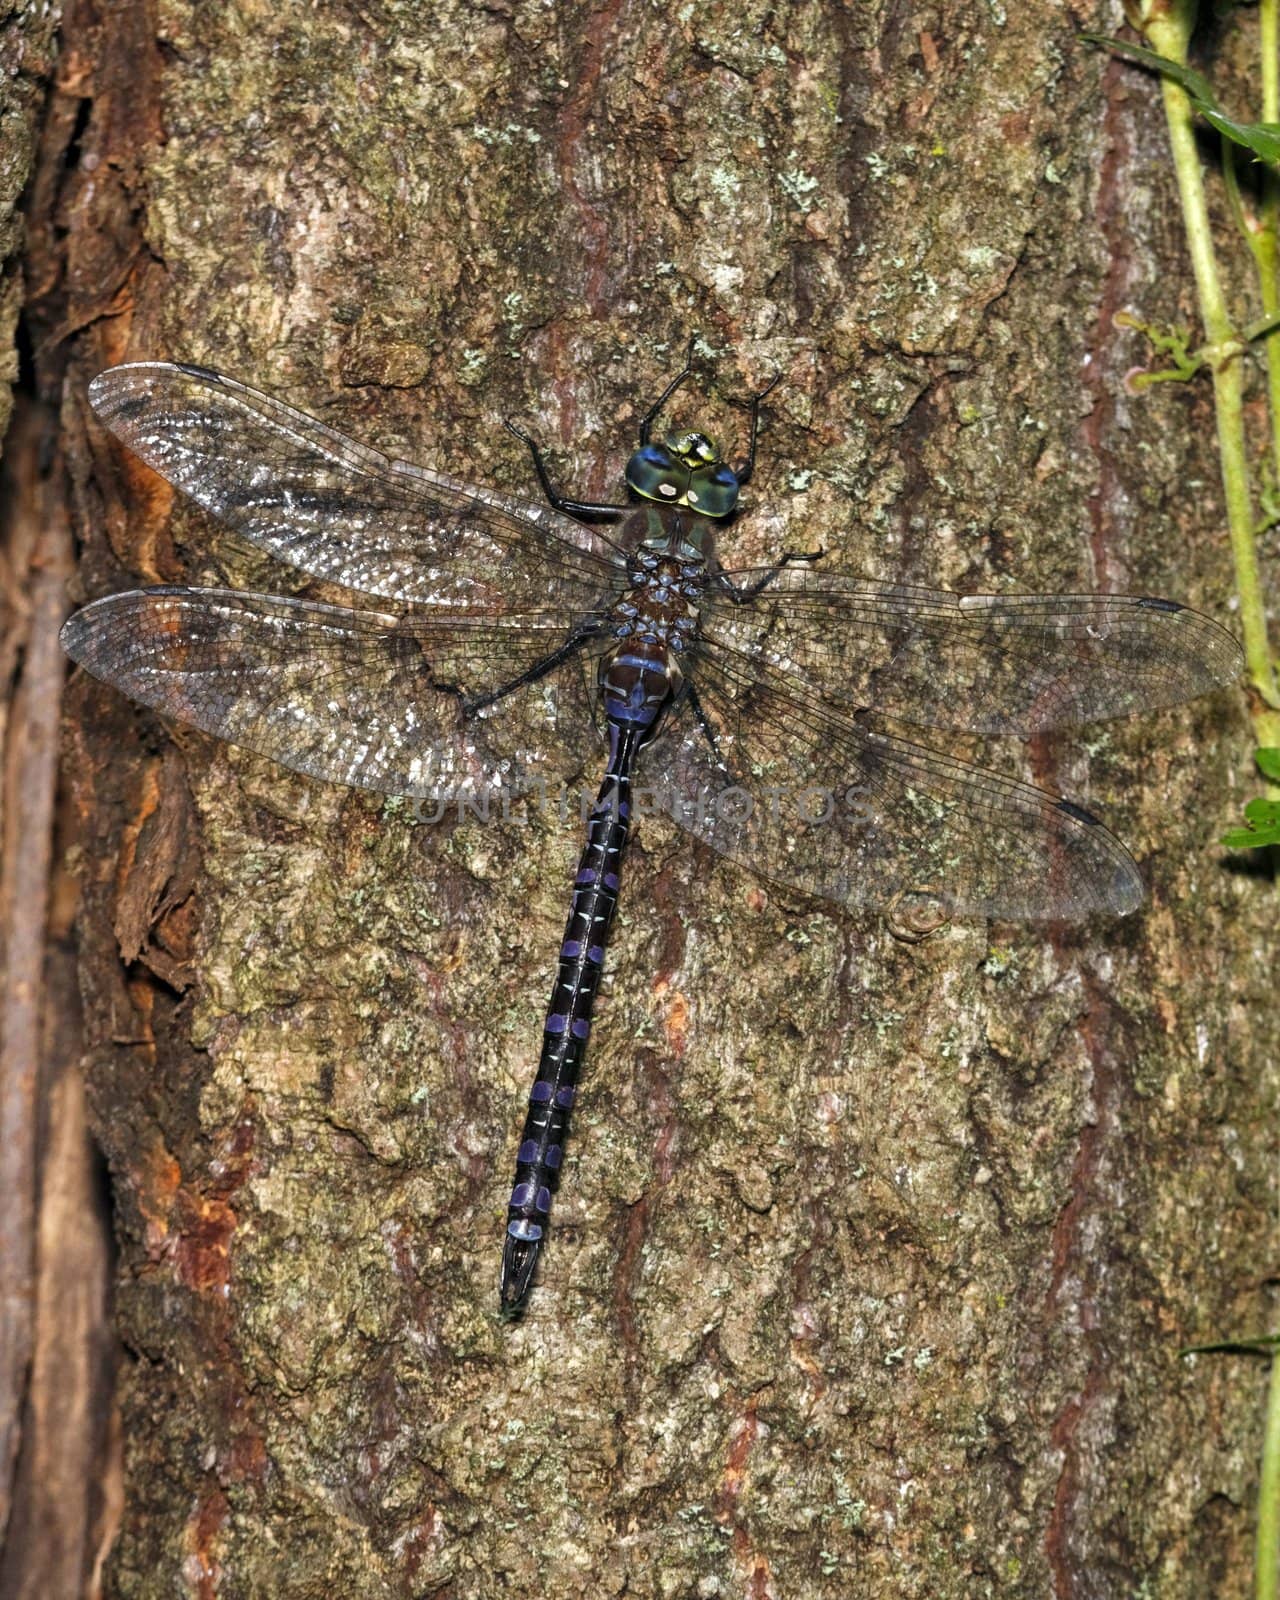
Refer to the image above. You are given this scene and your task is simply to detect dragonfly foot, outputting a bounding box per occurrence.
[502,416,537,448]
[500,1232,541,1312]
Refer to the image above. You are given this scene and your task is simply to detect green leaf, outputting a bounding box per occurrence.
[1243,310,1280,345]
[1079,34,1217,104]
[1081,33,1280,165]
[1257,748,1280,784]
[1222,794,1280,849]
[1199,108,1280,165]
[1182,1335,1280,1357]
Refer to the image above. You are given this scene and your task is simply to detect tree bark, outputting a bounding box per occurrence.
[34,0,1279,1594]
[0,4,118,1597]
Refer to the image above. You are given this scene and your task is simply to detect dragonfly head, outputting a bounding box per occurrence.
[625,430,740,518]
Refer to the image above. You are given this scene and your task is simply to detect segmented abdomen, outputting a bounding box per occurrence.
[500,723,641,1302]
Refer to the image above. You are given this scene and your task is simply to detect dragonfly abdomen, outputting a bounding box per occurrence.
[500,721,643,1308]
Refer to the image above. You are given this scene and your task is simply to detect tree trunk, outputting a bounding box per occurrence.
[31,0,1278,1594]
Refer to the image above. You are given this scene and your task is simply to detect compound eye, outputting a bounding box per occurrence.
[690,462,740,518]
[636,443,674,472]
[626,442,680,502]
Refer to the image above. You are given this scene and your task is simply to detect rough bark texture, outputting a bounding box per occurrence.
[0,0,57,438]
[39,0,1279,1595]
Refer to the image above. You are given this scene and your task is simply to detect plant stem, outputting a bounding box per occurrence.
[1145,13,1280,748]
[1252,0,1280,485]
[1255,16,1280,1599]
[1259,1352,1280,1600]
[1250,225,1280,485]
[1127,11,1280,1598]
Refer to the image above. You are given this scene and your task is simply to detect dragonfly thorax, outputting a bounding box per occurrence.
[602,551,705,733]
[617,551,705,640]
[631,501,717,565]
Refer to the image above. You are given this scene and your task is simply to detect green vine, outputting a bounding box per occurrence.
[1084,8,1280,770]
[1087,4,1280,1595]
[1114,311,1206,384]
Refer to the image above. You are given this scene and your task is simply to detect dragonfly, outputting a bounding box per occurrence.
[61,346,1243,1311]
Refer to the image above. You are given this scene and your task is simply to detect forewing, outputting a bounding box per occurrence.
[61,587,611,802]
[706,568,1242,733]
[89,362,624,608]
[647,643,1143,921]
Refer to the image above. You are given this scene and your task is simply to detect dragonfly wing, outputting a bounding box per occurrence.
[89,362,624,608]
[649,646,1143,921]
[705,568,1242,733]
[61,587,611,802]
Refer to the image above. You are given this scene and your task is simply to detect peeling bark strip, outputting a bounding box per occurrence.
[40,1,1278,1597]
[0,415,74,1538]
[0,30,66,1546]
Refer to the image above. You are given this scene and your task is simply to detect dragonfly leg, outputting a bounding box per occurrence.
[732,367,783,486]
[684,680,729,771]
[502,420,627,523]
[637,333,699,444]
[715,547,824,603]
[462,624,603,717]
